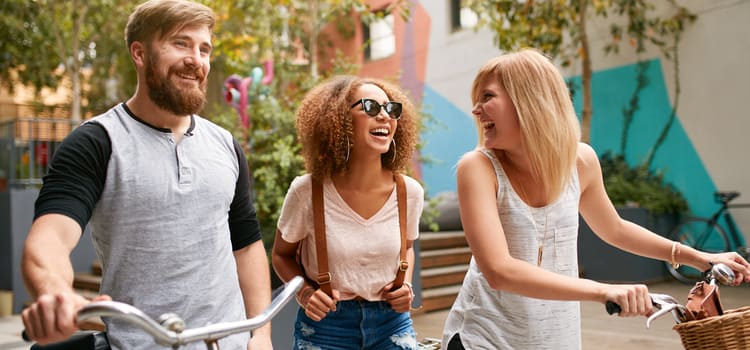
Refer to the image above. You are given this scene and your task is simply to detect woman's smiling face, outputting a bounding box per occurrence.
[472,79,521,150]
[349,83,398,158]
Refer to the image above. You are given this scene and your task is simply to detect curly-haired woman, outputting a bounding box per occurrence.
[272,75,424,349]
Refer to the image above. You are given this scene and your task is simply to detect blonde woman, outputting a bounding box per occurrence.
[442,49,750,350]
[272,75,424,349]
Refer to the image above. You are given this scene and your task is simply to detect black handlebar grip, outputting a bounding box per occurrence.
[605,301,622,315]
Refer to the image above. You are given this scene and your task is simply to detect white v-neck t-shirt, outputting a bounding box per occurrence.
[277,174,424,301]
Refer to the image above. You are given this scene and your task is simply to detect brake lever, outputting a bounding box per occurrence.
[646,303,677,328]
[646,293,690,328]
[606,293,690,328]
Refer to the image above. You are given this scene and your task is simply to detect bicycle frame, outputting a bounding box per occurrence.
[692,206,727,250]
[665,191,750,283]
[724,202,750,250]
[693,195,749,253]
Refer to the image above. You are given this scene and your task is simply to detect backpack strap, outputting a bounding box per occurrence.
[392,172,408,289]
[311,177,332,297]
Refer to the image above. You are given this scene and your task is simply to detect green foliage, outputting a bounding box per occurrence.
[1,0,136,119]
[466,0,694,67]
[466,0,695,213]
[3,0,425,247]
[464,0,695,143]
[600,152,687,215]
[0,0,63,92]
[420,196,442,232]
[209,96,306,249]
[207,0,383,245]
[467,0,578,66]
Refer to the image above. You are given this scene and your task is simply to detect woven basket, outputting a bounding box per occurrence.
[673,306,750,349]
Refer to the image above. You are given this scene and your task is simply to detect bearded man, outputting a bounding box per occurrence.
[20,1,273,349]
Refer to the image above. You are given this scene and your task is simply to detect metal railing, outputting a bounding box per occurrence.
[0,117,78,190]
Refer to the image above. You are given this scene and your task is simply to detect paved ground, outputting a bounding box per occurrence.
[0,315,27,350]
[1,280,747,349]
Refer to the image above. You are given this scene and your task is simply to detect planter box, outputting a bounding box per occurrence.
[578,207,678,283]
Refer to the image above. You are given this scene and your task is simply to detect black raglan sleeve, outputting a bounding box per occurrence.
[34,122,111,232]
[228,139,262,251]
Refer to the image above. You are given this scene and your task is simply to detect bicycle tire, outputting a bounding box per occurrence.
[665,217,731,283]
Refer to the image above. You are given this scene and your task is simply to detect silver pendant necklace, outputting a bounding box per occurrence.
[517,183,549,267]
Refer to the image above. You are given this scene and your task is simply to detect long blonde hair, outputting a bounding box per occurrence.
[471,49,581,200]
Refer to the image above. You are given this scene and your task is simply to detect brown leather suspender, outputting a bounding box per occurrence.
[392,173,408,290]
[311,176,333,296]
[310,173,409,297]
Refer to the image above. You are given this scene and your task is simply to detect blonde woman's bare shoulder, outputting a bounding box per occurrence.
[576,142,604,188]
[457,149,492,170]
[457,149,496,183]
[576,142,600,167]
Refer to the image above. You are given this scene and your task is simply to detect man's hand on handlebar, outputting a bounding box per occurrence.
[21,291,111,345]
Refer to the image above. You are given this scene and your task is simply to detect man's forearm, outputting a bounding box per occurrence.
[22,216,81,298]
[234,241,272,335]
[22,251,75,298]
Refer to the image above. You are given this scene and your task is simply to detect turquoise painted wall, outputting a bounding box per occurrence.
[570,60,718,220]
[420,85,476,196]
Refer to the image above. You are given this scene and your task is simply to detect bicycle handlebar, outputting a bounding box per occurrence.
[24,276,304,347]
[605,300,621,315]
[605,264,735,328]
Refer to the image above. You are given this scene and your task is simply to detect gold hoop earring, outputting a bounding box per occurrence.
[345,135,350,163]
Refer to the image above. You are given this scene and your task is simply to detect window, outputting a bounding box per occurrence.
[364,12,395,61]
[450,0,478,31]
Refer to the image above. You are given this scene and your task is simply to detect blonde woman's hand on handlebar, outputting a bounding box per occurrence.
[21,291,111,345]
[703,251,750,285]
[603,284,652,317]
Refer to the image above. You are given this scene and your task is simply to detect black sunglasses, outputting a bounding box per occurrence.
[350,99,402,120]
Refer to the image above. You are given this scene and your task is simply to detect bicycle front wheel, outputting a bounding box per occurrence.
[666,218,731,283]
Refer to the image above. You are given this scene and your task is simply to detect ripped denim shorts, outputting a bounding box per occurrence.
[293,300,417,350]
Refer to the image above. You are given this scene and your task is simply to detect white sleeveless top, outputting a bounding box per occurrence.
[443,148,582,350]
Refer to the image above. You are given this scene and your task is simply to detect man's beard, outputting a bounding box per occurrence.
[144,52,207,116]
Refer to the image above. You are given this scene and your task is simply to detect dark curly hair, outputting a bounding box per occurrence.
[295,75,420,180]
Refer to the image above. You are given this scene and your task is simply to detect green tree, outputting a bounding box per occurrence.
[465,0,695,144]
[0,0,60,94]
[207,0,412,245]
[2,0,415,245]
[0,0,133,121]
